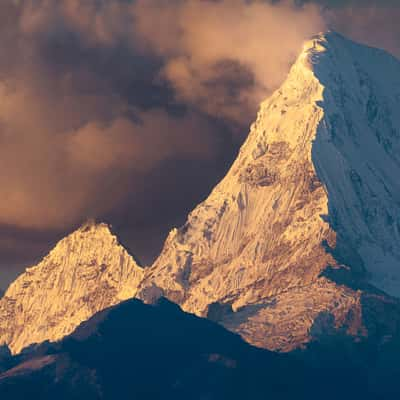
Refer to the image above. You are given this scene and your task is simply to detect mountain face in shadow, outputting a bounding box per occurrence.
[1,297,400,399]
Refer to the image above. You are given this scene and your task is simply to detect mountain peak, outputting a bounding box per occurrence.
[289,31,341,71]
[137,33,400,351]
[0,222,144,354]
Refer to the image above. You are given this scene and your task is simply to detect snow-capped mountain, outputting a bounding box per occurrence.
[1,32,400,355]
[0,222,143,354]
[136,32,400,351]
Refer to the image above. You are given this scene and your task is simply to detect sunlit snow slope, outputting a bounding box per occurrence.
[0,222,143,354]
[137,32,400,351]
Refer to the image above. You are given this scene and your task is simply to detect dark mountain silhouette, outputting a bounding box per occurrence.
[1,297,400,399]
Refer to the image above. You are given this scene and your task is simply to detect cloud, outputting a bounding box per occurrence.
[0,76,216,229]
[0,1,222,231]
[133,0,325,124]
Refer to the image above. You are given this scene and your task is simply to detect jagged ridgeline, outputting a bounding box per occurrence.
[1,32,400,355]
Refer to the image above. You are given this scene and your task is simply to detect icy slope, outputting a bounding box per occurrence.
[137,32,400,351]
[0,222,143,354]
[310,33,400,295]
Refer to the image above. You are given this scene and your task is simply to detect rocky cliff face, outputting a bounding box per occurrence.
[137,32,400,351]
[0,222,143,354]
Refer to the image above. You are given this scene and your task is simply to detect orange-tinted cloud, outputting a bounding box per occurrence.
[0,76,215,229]
[133,0,325,124]
[0,4,216,230]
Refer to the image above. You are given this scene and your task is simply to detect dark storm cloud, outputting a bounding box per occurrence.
[0,0,221,232]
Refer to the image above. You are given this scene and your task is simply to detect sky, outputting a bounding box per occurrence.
[0,0,399,289]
